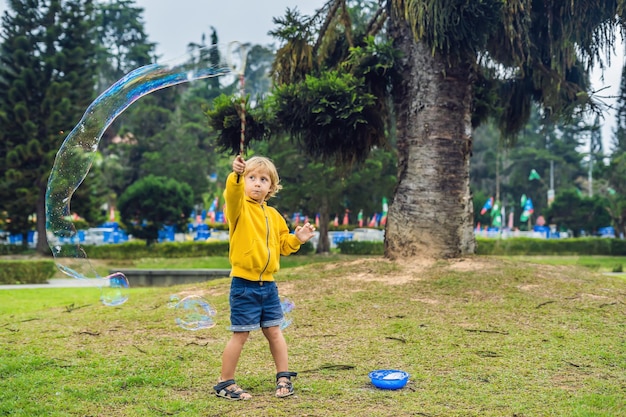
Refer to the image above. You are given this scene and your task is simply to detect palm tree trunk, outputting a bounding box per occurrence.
[385,13,475,259]
[316,194,331,253]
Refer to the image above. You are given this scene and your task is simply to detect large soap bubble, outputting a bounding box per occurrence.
[169,294,217,331]
[100,272,130,307]
[45,44,244,304]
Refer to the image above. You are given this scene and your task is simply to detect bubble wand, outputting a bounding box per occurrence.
[227,41,249,156]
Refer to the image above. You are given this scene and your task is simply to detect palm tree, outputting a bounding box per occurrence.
[385,0,621,257]
[269,0,622,258]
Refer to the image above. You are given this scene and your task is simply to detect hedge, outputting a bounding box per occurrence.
[0,245,32,256]
[3,236,625,270]
[82,240,230,259]
[476,237,626,256]
[336,241,384,255]
[0,260,56,285]
[336,237,626,256]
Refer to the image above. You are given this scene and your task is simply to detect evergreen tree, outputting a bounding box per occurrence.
[93,0,156,149]
[117,175,193,245]
[471,105,590,228]
[0,0,98,253]
[94,0,155,92]
[546,189,610,236]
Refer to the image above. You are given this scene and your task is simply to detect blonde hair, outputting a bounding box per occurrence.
[245,156,282,199]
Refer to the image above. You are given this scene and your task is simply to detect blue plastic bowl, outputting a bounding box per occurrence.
[368,369,409,390]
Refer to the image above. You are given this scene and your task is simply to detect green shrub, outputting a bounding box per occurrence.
[294,241,315,255]
[81,240,229,259]
[0,260,56,285]
[0,245,32,256]
[336,240,384,255]
[476,237,626,256]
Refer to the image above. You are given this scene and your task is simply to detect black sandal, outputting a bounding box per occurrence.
[214,379,251,400]
[275,371,297,398]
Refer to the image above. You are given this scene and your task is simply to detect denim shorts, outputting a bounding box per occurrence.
[229,277,283,332]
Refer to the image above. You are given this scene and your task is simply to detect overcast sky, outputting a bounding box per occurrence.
[0,0,622,148]
[132,0,327,59]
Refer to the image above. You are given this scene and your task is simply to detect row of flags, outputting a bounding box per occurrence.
[315,197,389,227]
[480,194,535,227]
[193,196,390,228]
[480,168,542,228]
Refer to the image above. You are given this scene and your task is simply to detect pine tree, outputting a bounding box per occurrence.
[0,0,98,253]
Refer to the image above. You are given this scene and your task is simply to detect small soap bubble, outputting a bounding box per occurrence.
[173,295,216,331]
[280,317,293,330]
[100,272,129,307]
[281,297,295,313]
[167,294,181,308]
[280,297,295,330]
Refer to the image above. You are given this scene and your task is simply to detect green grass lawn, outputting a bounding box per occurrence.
[498,255,626,273]
[1,255,625,416]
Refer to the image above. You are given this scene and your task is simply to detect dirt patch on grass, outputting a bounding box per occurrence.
[314,256,500,286]
[339,258,433,285]
[169,286,227,298]
[344,271,416,285]
[410,296,440,304]
[445,256,505,273]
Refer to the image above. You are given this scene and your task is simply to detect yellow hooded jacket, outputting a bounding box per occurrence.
[224,172,302,281]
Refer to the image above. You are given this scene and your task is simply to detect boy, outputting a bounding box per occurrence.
[214,155,316,400]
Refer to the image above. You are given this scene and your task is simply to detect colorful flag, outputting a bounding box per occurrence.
[492,212,502,227]
[524,198,534,213]
[490,200,500,218]
[208,196,218,223]
[380,197,389,226]
[368,214,377,227]
[208,197,218,212]
[333,215,339,227]
[315,214,320,227]
[520,198,534,222]
[342,210,349,226]
[480,197,494,215]
[357,210,363,227]
[528,169,541,181]
[491,201,503,228]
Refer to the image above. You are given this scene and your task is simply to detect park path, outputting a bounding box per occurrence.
[0,279,104,290]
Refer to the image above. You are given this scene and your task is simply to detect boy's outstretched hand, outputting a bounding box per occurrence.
[233,155,246,174]
[294,222,316,244]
